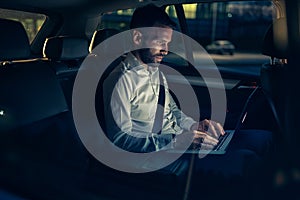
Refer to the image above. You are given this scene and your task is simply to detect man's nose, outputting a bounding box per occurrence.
[160,45,168,55]
[160,49,168,56]
[161,43,168,52]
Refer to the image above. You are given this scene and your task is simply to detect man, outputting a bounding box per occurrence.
[103,4,224,153]
[103,4,272,179]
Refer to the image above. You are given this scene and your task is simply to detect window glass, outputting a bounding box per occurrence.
[169,1,277,67]
[0,8,46,43]
[99,7,180,31]
[178,2,275,51]
[183,4,197,19]
[99,9,133,31]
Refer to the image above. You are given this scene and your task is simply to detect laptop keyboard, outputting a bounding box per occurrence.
[189,131,232,151]
[213,131,230,150]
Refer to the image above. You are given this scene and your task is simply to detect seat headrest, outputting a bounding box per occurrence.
[43,36,89,61]
[90,28,120,50]
[262,18,288,59]
[0,19,31,61]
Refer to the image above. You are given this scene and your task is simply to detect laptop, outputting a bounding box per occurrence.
[167,86,259,155]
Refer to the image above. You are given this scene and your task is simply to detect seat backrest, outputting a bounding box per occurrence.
[261,17,288,133]
[0,19,67,133]
[0,62,68,133]
[0,18,31,61]
[262,18,289,60]
[43,36,90,108]
[0,61,89,182]
[0,24,88,172]
[89,28,123,133]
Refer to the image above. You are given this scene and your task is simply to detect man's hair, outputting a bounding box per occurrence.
[130,4,176,29]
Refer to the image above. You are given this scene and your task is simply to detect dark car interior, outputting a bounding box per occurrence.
[0,0,300,199]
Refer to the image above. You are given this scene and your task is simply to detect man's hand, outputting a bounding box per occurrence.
[192,130,218,149]
[190,119,225,148]
[190,119,225,139]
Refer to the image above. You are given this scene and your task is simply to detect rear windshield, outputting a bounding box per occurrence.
[0,8,46,43]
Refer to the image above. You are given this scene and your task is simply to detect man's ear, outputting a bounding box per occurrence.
[133,30,142,45]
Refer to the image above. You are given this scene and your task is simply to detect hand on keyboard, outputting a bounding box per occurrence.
[190,119,225,139]
[191,131,229,151]
[192,131,219,148]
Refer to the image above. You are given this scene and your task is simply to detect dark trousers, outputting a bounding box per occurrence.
[161,129,273,198]
[164,129,273,176]
[178,129,272,200]
[191,129,273,175]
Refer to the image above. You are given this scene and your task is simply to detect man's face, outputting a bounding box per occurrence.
[138,28,173,65]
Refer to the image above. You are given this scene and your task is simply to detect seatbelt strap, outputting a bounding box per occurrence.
[152,71,165,135]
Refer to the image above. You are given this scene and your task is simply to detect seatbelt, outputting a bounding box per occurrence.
[152,71,165,135]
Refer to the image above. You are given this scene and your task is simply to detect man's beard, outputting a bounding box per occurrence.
[139,48,163,66]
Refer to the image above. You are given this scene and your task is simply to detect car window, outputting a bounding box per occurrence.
[99,8,133,31]
[167,1,277,66]
[0,8,46,43]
